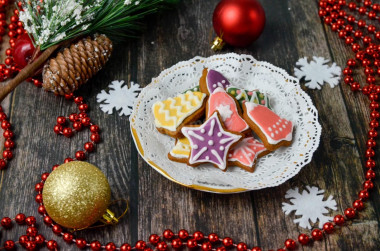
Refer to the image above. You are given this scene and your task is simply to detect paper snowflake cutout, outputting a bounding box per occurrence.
[97,80,142,116]
[294,56,341,90]
[282,186,337,229]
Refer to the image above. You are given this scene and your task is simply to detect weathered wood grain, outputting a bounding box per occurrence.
[0,0,379,250]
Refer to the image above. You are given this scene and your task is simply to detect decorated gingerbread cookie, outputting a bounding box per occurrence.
[243,102,293,151]
[228,137,270,172]
[226,86,272,109]
[206,87,249,134]
[168,137,191,163]
[199,68,231,95]
[181,112,242,171]
[152,91,207,138]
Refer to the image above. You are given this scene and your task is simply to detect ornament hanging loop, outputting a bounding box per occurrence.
[211,36,225,51]
[100,209,119,225]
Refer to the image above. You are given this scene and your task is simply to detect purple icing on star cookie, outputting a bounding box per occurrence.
[206,69,231,94]
[181,112,242,171]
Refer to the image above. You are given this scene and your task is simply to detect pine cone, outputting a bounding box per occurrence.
[42,34,113,95]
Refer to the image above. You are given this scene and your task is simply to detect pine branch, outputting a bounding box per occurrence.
[18,0,179,51]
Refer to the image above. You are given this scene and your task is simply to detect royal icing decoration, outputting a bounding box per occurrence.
[228,137,267,169]
[184,86,200,93]
[227,86,272,109]
[152,91,206,132]
[181,112,242,171]
[169,138,191,159]
[206,69,231,94]
[244,102,293,145]
[207,88,249,133]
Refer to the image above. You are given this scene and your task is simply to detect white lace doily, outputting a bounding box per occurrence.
[130,53,321,193]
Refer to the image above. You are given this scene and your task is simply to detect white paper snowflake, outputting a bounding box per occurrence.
[294,56,341,90]
[97,80,142,116]
[282,186,337,229]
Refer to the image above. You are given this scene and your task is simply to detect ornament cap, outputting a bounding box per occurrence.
[100,209,119,225]
[211,36,225,51]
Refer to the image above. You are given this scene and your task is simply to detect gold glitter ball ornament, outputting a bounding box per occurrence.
[43,161,111,229]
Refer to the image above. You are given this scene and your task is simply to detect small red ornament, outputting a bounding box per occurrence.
[212,0,265,50]
[13,33,35,69]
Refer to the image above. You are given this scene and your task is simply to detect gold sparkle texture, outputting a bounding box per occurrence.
[43,161,111,229]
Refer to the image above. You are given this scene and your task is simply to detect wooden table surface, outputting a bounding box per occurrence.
[1,0,379,250]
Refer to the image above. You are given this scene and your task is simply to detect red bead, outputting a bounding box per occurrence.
[369,94,378,102]
[54,124,63,134]
[172,238,183,249]
[345,36,354,45]
[358,19,366,27]
[358,6,367,14]
[177,229,188,240]
[25,216,36,226]
[4,139,15,149]
[323,222,334,234]
[35,182,43,192]
[64,157,74,163]
[344,208,356,219]
[35,234,45,245]
[38,205,46,214]
[3,129,14,139]
[298,234,310,245]
[75,150,86,160]
[222,237,233,247]
[79,103,88,112]
[52,224,62,235]
[359,189,370,200]
[237,242,247,251]
[192,231,204,241]
[26,226,38,237]
[370,101,379,110]
[366,169,376,179]
[65,93,74,100]
[78,112,88,119]
[35,194,43,203]
[10,15,18,22]
[284,239,296,250]
[368,129,378,138]
[348,2,357,10]
[43,216,53,225]
[63,232,74,243]
[344,76,353,84]
[347,59,356,67]
[351,82,360,91]
[76,238,87,249]
[3,150,13,160]
[69,113,78,121]
[105,242,117,251]
[41,172,49,181]
[343,67,352,75]
[157,241,168,251]
[324,16,332,24]
[25,241,36,251]
[201,242,212,251]
[120,244,132,251]
[135,240,146,250]
[63,127,73,138]
[4,240,15,250]
[333,214,345,225]
[367,25,376,33]
[187,239,197,249]
[15,213,26,224]
[370,120,379,128]
[251,247,262,251]
[74,96,84,104]
[1,217,12,228]
[91,133,101,143]
[365,158,376,168]
[363,181,374,190]
[57,116,66,125]
[81,117,91,127]
[73,121,83,131]
[90,241,102,251]
[149,234,160,245]
[208,233,219,243]
[338,30,347,38]
[46,240,58,250]
[19,235,29,245]
[353,199,364,211]
[163,229,174,240]
[90,125,100,133]
[84,142,95,152]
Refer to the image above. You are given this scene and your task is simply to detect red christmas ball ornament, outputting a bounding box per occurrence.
[212,0,265,50]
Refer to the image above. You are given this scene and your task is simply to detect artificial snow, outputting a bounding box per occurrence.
[282,186,337,229]
[97,80,142,116]
[294,56,341,90]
